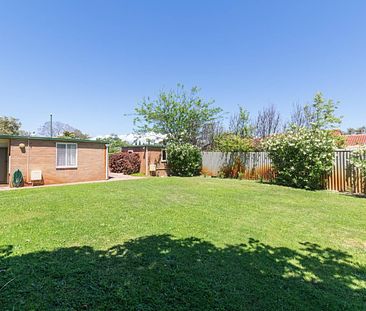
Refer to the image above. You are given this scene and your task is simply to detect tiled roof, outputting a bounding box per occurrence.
[344,134,366,146]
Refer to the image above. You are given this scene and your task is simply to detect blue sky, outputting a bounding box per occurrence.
[0,0,365,136]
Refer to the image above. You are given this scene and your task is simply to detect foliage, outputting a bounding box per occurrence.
[350,147,366,193]
[61,130,90,139]
[265,127,336,189]
[134,84,222,145]
[38,121,88,138]
[304,92,342,130]
[229,106,253,138]
[332,131,346,149]
[167,143,202,176]
[109,152,140,174]
[97,134,127,154]
[265,93,341,190]
[218,156,246,179]
[0,116,21,135]
[214,133,253,152]
[0,178,365,310]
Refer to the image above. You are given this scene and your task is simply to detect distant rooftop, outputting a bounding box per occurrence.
[344,134,366,147]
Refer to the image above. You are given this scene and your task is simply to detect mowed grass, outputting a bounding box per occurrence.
[0,177,365,310]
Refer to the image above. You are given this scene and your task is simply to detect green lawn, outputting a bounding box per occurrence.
[0,178,365,310]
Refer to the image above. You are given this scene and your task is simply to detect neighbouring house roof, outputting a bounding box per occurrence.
[0,134,107,144]
[344,134,366,147]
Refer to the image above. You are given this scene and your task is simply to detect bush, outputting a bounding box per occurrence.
[218,156,246,179]
[350,147,366,194]
[109,152,141,174]
[214,133,254,152]
[265,127,336,190]
[167,143,202,176]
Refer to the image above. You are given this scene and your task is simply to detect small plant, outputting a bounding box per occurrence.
[109,152,140,174]
[201,167,213,178]
[167,143,202,176]
[218,157,246,179]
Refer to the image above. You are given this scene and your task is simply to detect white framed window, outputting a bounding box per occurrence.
[56,143,78,168]
[161,149,167,162]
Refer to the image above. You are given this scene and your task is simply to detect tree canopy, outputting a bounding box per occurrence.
[97,134,127,154]
[134,84,222,145]
[38,121,89,139]
[0,116,21,135]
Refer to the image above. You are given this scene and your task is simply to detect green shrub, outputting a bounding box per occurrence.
[265,127,336,190]
[350,147,366,194]
[265,92,341,190]
[214,133,253,152]
[167,143,202,176]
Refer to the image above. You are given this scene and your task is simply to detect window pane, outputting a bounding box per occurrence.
[57,144,66,167]
[67,144,77,166]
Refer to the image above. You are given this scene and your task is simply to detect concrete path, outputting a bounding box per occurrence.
[0,173,143,191]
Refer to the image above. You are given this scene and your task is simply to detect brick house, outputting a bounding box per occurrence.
[0,135,108,187]
[121,145,168,176]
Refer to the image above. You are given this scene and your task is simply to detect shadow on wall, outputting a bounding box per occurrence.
[0,235,365,310]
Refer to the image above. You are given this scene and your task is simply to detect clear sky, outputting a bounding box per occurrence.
[0,0,365,136]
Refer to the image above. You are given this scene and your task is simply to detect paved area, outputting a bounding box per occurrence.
[0,173,143,191]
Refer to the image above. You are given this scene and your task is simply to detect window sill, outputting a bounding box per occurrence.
[56,166,78,170]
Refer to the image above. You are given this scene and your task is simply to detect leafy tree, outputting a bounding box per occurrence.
[214,133,253,152]
[265,93,341,190]
[38,121,89,138]
[61,130,90,140]
[134,84,222,146]
[38,121,74,137]
[305,92,342,130]
[97,134,127,154]
[0,116,21,135]
[229,107,253,138]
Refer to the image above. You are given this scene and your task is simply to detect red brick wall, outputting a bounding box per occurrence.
[121,147,168,176]
[10,139,107,185]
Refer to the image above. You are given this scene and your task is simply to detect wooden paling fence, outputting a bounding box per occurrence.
[202,150,365,194]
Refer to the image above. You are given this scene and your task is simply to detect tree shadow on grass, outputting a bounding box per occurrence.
[0,236,365,310]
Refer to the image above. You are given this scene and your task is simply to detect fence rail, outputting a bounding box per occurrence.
[202,150,365,194]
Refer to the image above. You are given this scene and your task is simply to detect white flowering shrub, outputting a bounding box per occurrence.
[265,127,337,190]
[350,147,366,193]
[167,143,202,176]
